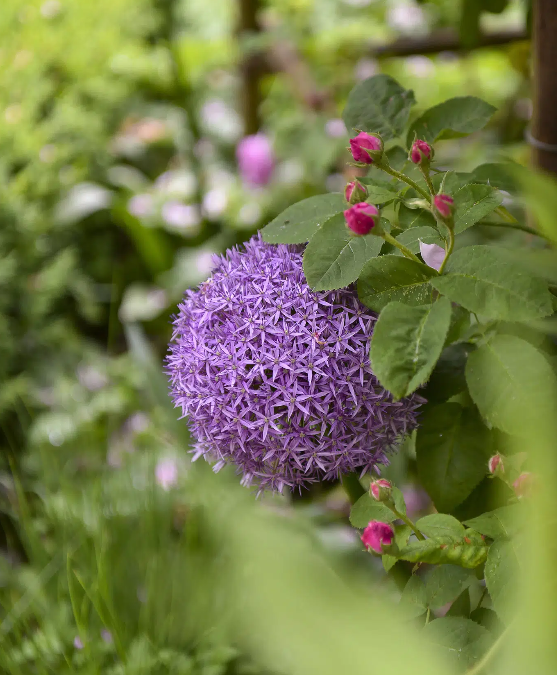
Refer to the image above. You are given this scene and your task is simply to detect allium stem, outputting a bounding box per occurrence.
[341,472,366,505]
[438,227,455,274]
[378,162,431,201]
[382,232,422,264]
[391,507,425,541]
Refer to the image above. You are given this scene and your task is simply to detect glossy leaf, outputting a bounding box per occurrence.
[261,194,346,244]
[423,617,492,670]
[370,297,451,399]
[422,342,475,403]
[398,203,437,230]
[343,74,416,141]
[396,536,488,568]
[453,183,503,234]
[407,96,496,146]
[357,255,438,312]
[430,245,554,321]
[416,403,492,512]
[383,524,412,572]
[425,565,475,609]
[464,505,522,540]
[466,334,557,436]
[394,226,443,254]
[303,213,382,290]
[349,493,397,528]
[485,538,521,622]
[416,514,465,539]
[399,575,427,619]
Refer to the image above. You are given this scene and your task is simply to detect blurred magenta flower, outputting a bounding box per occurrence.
[419,241,445,271]
[236,133,275,187]
[349,132,383,164]
[167,235,422,493]
[155,458,178,490]
[344,202,379,235]
[361,521,394,553]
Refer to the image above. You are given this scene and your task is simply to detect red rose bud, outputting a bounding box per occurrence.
[349,132,383,165]
[410,139,433,165]
[344,179,368,205]
[488,453,505,476]
[370,478,393,502]
[513,472,534,499]
[361,520,394,554]
[344,202,379,235]
[433,193,454,220]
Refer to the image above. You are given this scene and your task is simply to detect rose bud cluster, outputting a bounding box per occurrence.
[349,132,383,165]
[344,202,379,236]
[361,520,395,554]
[344,179,368,205]
[410,139,433,165]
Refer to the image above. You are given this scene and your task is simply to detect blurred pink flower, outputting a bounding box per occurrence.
[155,458,178,490]
[73,636,84,650]
[128,194,154,219]
[236,134,275,187]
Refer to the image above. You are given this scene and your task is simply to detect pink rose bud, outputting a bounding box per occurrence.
[513,472,533,499]
[344,179,368,204]
[370,478,393,502]
[433,194,455,220]
[410,139,433,165]
[344,202,379,235]
[419,241,445,271]
[488,453,505,476]
[361,520,395,554]
[349,132,383,165]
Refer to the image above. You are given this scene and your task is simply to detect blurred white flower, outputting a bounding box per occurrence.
[275,159,304,186]
[201,99,242,141]
[77,363,108,391]
[405,55,435,79]
[420,241,445,271]
[155,458,178,490]
[326,173,345,193]
[202,188,228,219]
[195,251,217,276]
[155,170,196,198]
[41,0,61,19]
[354,58,378,82]
[73,636,84,650]
[101,629,113,644]
[161,201,200,230]
[238,203,262,226]
[127,193,154,219]
[388,2,426,34]
[325,118,347,138]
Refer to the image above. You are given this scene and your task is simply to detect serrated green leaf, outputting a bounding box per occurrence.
[370,297,451,399]
[453,183,504,234]
[465,334,557,436]
[471,162,517,193]
[416,514,465,539]
[430,245,554,321]
[398,203,437,230]
[261,193,346,244]
[343,74,416,141]
[397,536,488,568]
[447,589,471,618]
[359,178,399,203]
[464,505,522,540]
[383,524,412,572]
[407,97,496,146]
[357,255,438,312]
[485,538,521,622]
[394,226,443,255]
[349,493,397,528]
[399,575,427,618]
[422,342,475,404]
[423,617,492,669]
[416,403,492,512]
[425,565,475,609]
[302,213,383,291]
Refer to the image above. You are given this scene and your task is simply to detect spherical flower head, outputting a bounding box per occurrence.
[344,179,368,205]
[488,453,505,476]
[361,520,394,554]
[410,139,433,165]
[344,202,379,235]
[349,132,383,164]
[166,234,422,493]
[370,478,392,502]
[419,241,445,271]
[433,193,454,220]
[236,133,275,187]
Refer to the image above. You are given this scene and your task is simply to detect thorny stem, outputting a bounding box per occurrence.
[438,226,455,274]
[420,166,435,196]
[390,507,425,541]
[465,624,511,675]
[382,232,422,264]
[378,162,431,201]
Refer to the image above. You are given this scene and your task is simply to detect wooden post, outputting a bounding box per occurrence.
[531,0,557,175]
[238,0,263,135]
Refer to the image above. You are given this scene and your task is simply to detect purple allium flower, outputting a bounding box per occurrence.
[236,134,275,187]
[166,235,422,493]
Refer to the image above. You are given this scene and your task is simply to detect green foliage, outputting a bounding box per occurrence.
[452,184,503,234]
[416,404,491,512]
[423,617,493,670]
[342,75,416,141]
[396,534,488,568]
[484,538,521,623]
[303,214,383,291]
[425,565,475,609]
[370,298,452,399]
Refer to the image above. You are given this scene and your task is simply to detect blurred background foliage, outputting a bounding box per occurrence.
[0,0,544,672]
